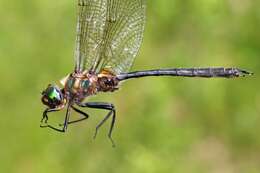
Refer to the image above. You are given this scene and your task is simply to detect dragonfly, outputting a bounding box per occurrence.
[40,0,252,146]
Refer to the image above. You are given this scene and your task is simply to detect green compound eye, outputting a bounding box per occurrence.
[41,85,63,108]
[48,88,60,100]
[81,80,90,89]
[45,85,62,101]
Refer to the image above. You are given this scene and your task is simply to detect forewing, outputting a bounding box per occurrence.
[74,0,107,72]
[96,0,146,74]
[74,0,146,74]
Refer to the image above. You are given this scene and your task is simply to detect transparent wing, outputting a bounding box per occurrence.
[94,0,146,74]
[74,0,107,72]
[74,0,146,74]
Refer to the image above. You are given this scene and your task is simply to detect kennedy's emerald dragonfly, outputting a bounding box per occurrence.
[41,0,252,146]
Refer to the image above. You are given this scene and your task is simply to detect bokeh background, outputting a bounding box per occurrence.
[0,0,259,172]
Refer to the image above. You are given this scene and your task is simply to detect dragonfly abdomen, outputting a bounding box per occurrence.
[116,68,252,81]
[97,75,119,92]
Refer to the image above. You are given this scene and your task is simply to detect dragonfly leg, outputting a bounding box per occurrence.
[61,105,71,132]
[40,123,66,132]
[77,102,116,147]
[59,106,89,126]
[40,107,61,124]
[40,108,65,132]
[40,105,71,133]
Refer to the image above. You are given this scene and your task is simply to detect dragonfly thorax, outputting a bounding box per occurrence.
[63,71,120,100]
[62,72,98,101]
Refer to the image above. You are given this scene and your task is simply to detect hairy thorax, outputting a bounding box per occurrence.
[61,70,119,102]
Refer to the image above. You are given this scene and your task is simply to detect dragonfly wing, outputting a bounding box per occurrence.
[96,0,146,74]
[74,0,108,73]
[74,0,146,74]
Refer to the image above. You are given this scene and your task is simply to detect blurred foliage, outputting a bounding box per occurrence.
[0,0,259,172]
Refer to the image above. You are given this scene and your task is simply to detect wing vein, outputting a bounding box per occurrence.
[74,0,146,74]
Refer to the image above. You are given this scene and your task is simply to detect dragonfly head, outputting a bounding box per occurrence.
[41,84,65,108]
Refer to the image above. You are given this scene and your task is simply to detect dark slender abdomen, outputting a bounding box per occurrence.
[116,67,252,81]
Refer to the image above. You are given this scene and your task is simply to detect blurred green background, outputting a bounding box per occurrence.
[0,0,259,172]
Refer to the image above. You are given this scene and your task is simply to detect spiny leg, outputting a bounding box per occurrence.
[62,104,71,132]
[40,123,66,132]
[59,106,89,126]
[93,109,115,140]
[77,102,116,147]
[40,107,62,124]
[40,105,71,132]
